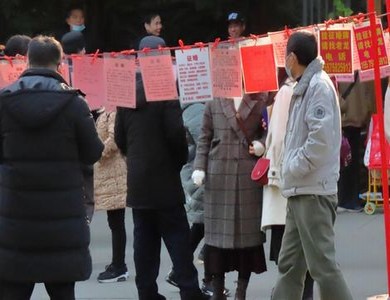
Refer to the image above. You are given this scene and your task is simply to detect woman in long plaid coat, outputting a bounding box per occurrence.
[193,93,269,300]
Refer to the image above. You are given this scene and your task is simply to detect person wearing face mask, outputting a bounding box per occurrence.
[56,4,98,54]
[66,6,86,33]
[271,31,353,300]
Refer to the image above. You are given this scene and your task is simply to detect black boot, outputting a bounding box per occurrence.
[302,272,314,300]
[211,276,226,300]
[234,278,249,300]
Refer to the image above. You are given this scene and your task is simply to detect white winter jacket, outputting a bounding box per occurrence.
[281,58,341,198]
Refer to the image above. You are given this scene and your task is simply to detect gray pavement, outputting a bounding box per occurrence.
[30,209,388,300]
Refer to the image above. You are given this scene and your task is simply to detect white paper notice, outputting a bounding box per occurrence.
[175,47,213,103]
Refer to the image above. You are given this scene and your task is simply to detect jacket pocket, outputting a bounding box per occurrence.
[208,138,221,158]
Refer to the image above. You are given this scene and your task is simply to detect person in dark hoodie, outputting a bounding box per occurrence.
[115,35,204,300]
[0,35,103,299]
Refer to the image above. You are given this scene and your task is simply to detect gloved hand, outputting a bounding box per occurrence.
[251,140,265,157]
[192,170,205,187]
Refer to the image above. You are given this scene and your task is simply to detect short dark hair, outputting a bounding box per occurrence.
[28,36,62,68]
[65,4,84,19]
[286,31,318,66]
[4,35,32,56]
[61,31,85,54]
[144,13,160,25]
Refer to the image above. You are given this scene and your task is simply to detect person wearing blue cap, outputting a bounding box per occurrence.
[227,12,246,39]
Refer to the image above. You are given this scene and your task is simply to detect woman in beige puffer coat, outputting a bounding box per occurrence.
[94,110,129,283]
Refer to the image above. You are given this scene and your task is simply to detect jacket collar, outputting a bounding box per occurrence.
[20,68,69,86]
[220,94,258,143]
[293,58,324,97]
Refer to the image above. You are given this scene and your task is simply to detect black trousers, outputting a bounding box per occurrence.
[338,126,362,208]
[189,223,204,253]
[107,208,126,267]
[187,223,210,281]
[132,206,201,300]
[0,281,75,300]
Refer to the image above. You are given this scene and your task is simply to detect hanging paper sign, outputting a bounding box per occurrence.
[58,60,70,84]
[139,51,178,101]
[240,37,278,93]
[319,29,353,75]
[72,56,105,110]
[354,21,390,81]
[335,24,361,82]
[359,65,390,82]
[354,20,388,71]
[175,47,213,103]
[0,60,27,89]
[269,30,289,67]
[103,56,136,108]
[210,45,242,98]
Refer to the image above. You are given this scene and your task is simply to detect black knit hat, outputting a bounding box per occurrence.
[138,36,166,50]
[61,31,85,55]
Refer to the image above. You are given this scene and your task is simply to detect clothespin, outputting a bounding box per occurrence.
[141,47,151,55]
[284,26,292,38]
[178,39,190,52]
[194,42,205,51]
[91,49,100,64]
[212,37,221,50]
[250,34,258,45]
[158,44,165,53]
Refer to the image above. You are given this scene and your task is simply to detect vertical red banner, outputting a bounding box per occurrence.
[354,21,388,70]
[367,0,390,295]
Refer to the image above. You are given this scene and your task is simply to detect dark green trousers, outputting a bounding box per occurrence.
[272,194,353,300]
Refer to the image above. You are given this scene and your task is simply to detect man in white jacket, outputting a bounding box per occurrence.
[271,31,353,300]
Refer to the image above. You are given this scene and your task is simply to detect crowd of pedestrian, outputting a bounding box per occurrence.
[0,3,379,300]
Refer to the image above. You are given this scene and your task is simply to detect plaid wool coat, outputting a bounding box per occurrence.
[194,95,267,249]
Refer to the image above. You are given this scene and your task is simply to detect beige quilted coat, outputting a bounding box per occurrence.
[94,111,127,210]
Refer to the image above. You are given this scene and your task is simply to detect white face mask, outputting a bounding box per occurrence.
[71,24,85,32]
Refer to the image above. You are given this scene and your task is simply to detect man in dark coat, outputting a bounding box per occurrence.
[0,35,104,299]
[115,35,203,300]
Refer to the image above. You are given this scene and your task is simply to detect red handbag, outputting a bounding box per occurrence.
[251,158,270,186]
[236,112,269,186]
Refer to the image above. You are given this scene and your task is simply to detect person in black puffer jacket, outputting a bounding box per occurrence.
[0,35,103,299]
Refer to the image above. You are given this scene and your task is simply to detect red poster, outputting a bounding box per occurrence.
[210,46,242,98]
[104,56,136,108]
[72,56,105,110]
[58,61,70,84]
[0,60,27,89]
[139,53,178,101]
[240,44,278,93]
[319,29,353,75]
[354,21,388,71]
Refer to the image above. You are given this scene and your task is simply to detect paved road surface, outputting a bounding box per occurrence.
[30,209,387,300]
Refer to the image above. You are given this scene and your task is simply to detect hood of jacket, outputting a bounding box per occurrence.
[0,68,81,129]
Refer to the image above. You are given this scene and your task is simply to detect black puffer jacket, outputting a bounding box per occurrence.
[115,73,188,209]
[0,69,103,282]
